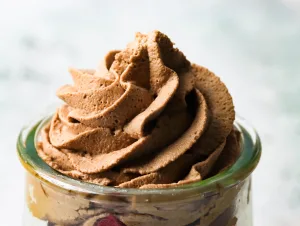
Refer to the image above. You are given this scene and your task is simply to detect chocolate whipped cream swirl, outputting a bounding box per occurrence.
[38,31,239,188]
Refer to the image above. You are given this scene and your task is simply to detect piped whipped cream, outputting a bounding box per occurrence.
[37,31,239,188]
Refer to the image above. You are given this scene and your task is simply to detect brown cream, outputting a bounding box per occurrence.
[37,30,239,188]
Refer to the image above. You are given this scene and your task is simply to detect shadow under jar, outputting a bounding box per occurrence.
[17,115,261,226]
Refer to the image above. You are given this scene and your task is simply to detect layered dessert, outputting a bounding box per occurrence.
[22,31,249,226]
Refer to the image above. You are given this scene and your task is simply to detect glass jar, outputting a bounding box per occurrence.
[17,115,261,226]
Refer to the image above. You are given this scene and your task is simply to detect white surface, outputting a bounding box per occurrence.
[0,0,300,225]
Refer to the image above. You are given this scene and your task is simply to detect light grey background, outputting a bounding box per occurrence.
[0,0,300,225]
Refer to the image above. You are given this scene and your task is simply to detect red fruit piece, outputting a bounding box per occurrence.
[95,215,127,226]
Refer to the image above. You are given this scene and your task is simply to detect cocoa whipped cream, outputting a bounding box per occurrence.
[37,30,240,189]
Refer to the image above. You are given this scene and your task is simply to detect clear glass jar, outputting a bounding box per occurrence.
[17,116,261,226]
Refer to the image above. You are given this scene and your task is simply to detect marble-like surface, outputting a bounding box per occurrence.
[0,0,300,225]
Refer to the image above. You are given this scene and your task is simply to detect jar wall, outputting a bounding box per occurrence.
[23,172,252,226]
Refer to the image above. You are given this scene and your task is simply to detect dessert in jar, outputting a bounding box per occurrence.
[18,30,261,226]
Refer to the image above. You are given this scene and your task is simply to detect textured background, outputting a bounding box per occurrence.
[0,0,300,225]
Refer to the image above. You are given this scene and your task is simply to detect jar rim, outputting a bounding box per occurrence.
[17,114,261,196]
